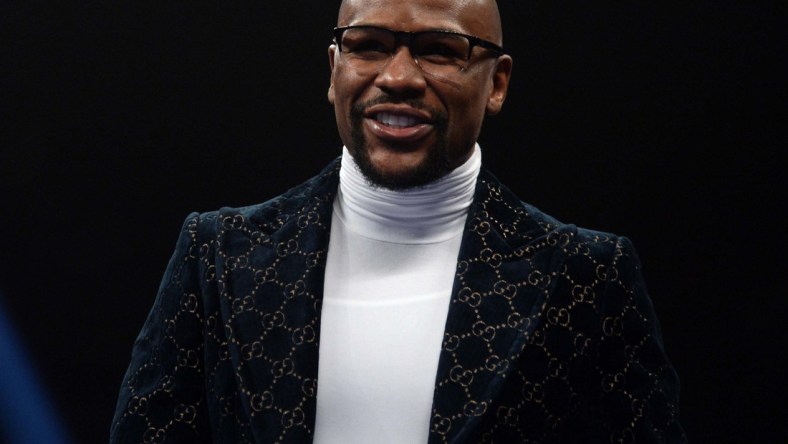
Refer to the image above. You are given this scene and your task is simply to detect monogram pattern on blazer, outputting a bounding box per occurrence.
[111,159,685,443]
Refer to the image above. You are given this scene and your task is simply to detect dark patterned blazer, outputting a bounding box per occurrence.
[111,159,685,443]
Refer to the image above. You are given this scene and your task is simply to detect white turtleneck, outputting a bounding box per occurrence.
[313,146,481,444]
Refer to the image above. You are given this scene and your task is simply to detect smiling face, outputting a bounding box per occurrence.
[328,0,512,189]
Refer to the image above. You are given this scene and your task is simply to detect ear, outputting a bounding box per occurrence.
[328,44,337,105]
[485,54,512,115]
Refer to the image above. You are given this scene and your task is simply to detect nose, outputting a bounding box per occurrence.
[373,46,427,96]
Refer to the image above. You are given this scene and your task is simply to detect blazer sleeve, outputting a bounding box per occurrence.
[110,213,212,443]
[596,236,686,442]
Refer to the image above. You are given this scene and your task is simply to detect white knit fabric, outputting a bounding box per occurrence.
[313,146,481,444]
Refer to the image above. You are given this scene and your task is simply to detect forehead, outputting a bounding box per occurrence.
[338,0,498,42]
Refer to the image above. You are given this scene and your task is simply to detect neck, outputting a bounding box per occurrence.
[334,145,481,244]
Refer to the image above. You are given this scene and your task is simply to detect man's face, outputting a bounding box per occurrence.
[328,0,512,190]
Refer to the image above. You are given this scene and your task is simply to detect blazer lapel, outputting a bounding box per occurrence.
[213,160,340,442]
[430,168,575,443]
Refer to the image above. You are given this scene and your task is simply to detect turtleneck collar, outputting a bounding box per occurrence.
[334,145,481,244]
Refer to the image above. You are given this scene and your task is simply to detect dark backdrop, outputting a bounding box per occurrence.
[2,1,785,442]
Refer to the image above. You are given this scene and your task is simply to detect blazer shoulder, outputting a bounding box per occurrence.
[523,202,637,263]
[474,167,629,258]
[517,198,633,265]
[575,225,625,252]
[574,226,643,269]
[186,157,342,237]
[518,200,621,243]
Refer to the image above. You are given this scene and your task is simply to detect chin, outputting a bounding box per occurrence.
[354,148,452,191]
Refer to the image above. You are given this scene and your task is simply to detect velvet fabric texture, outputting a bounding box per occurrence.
[111,159,685,443]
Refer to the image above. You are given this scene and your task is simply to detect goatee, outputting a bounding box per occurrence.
[348,97,450,191]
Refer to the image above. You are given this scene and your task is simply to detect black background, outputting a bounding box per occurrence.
[2,1,785,442]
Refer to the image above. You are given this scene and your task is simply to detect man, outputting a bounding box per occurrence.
[112,0,685,442]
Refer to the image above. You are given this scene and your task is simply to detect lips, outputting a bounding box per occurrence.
[363,105,434,143]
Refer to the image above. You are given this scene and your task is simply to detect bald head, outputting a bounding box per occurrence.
[337,0,503,46]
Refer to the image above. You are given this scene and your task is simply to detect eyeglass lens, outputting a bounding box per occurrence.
[338,27,472,77]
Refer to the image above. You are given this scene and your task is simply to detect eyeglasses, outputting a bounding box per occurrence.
[333,25,505,78]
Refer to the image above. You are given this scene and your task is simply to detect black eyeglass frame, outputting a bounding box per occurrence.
[332,25,505,62]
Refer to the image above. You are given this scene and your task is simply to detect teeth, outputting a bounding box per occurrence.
[377,112,419,128]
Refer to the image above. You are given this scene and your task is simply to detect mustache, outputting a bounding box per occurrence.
[352,95,428,112]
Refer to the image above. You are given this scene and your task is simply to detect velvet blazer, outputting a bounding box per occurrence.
[111,159,685,443]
